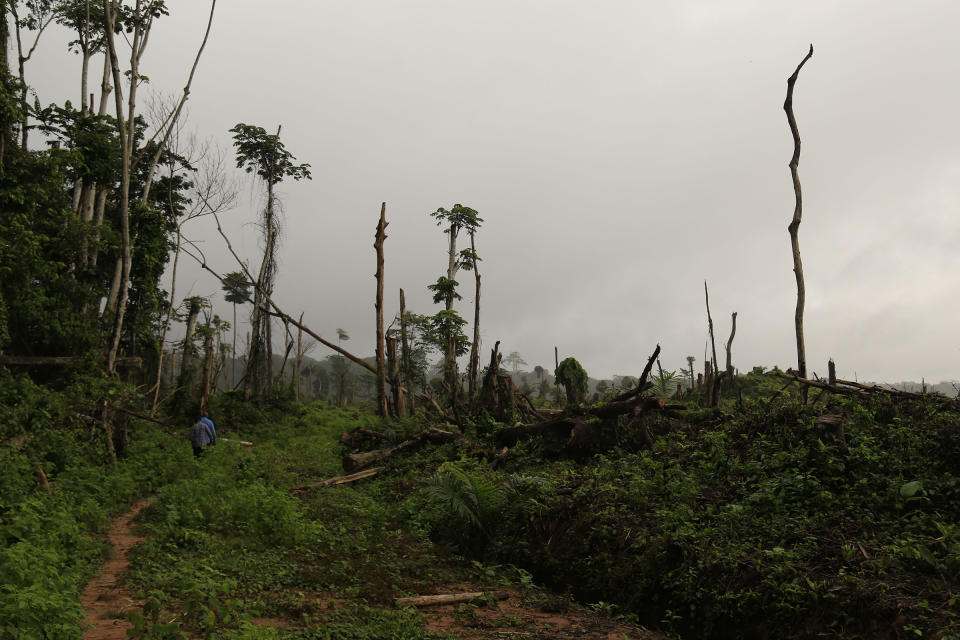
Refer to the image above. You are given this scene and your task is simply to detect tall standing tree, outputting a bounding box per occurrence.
[102,0,217,374]
[230,123,311,398]
[428,204,482,401]
[221,270,250,387]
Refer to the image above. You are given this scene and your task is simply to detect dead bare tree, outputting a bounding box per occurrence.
[784,44,814,396]
[374,203,389,417]
[150,144,235,415]
[725,311,738,378]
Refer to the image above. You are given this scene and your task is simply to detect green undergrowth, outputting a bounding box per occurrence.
[0,372,193,639]
[125,402,473,639]
[395,384,960,639]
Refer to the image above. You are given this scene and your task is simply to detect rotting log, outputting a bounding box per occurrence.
[395,591,510,608]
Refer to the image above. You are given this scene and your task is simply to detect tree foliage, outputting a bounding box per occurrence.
[555,357,588,405]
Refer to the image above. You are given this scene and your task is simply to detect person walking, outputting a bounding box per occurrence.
[188,415,216,457]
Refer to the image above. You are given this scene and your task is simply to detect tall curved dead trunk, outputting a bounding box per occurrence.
[784,44,814,391]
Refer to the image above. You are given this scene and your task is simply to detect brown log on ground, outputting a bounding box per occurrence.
[342,427,462,473]
[835,377,960,408]
[291,466,385,491]
[374,202,389,417]
[395,591,510,608]
[775,371,856,394]
[785,44,814,394]
[340,427,390,447]
[495,395,675,448]
[495,416,584,448]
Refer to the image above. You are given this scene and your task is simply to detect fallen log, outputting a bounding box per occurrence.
[776,372,960,409]
[291,466,385,491]
[495,395,678,449]
[395,591,510,608]
[342,427,462,473]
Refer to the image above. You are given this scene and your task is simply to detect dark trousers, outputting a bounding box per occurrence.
[192,445,203,457]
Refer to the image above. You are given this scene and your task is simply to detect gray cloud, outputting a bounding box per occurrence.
[27,0,960,383]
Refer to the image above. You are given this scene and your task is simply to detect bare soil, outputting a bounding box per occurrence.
[80,497,155,639]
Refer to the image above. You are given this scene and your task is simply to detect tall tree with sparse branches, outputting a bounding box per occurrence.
[230,122,311,398]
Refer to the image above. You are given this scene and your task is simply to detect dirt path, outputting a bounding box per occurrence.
[80,496,155,639]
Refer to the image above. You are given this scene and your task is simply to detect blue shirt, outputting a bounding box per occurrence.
[200,417,217,443]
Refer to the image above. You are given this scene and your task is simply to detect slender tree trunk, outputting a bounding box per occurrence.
[387,337,404,416]
[179,299,201,379]
[200,329,214,412]
[400,288,414,412]
[785,44,814,394]
[554,346,561,403]
[444,225,459,399]
[231,302,237,387]
[150,226,182,415]
[467,231,481,398]
[103,0,137,374]
[704,281,719,377]
[374,202,389,417]
[725,312,738,378]
[295,313,303,402]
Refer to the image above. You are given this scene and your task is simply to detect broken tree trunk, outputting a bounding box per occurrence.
[387,336,405,416]
[785,44,814,396]
[342,427,462,473]
[705,281,719,379]
[725,311,738,378]
[374,202,389,417]
[496,345,674,450]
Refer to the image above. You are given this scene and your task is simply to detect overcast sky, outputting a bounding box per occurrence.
[30,1,960,382]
